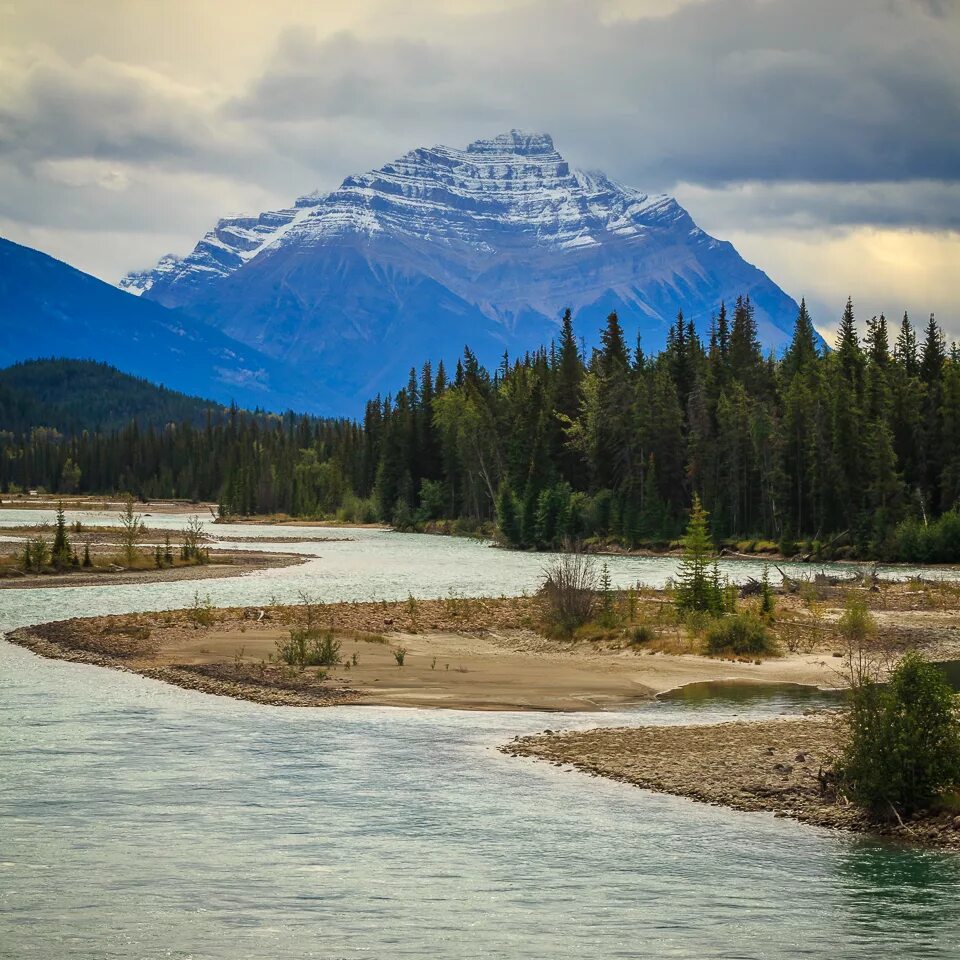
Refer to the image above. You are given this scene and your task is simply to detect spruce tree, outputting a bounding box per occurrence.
[51,503,71,569]
[920,314,946,386]
[675,495,723,614]
[894,312,919,377]
[783,298,818,380]
[729,295,762,387]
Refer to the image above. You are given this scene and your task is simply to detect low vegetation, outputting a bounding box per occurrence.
[704,613,772,656]
[277,628,342,669]
[838,653,960,819]
[0,500,212,579]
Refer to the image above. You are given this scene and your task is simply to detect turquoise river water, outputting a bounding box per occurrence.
[1,509,959,958]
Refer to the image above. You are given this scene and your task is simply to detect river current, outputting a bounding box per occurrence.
[1,509,959,958]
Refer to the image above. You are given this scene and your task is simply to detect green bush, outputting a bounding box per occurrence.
[188,591,216,629]
[335,492,379,524]
[890,510,960,563]
[838,652,960,817]
[705,613,772,655]
[629,624,656,645]
[278,628,342,667]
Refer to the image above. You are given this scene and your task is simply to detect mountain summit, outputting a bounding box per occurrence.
[123,130,799,407]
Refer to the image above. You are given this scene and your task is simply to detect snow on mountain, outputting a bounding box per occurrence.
[118,253,183,296]
[124,130,801,410]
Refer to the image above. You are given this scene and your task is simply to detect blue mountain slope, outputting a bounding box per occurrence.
[0,238,333,413]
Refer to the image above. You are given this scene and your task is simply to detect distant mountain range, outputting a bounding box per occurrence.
[0,238,325,412]
[3,131,804,414]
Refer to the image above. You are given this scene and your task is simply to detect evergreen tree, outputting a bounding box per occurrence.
[675,495,724,614]
[51,502,71,569]
[729,295,762,388]
[783,298,818,380]
[921,314,946,386]
[894,312,919,377]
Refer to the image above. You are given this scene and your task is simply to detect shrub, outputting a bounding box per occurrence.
[838,652,960,818]
[336,492,379,524]
[278,628,341,667]
[890,509,960,563]
[188,591,216,629]
[394,647,407,667]
[705,613,772,655]
[539,552,597,637]
[759,566,776,620]
[836,596,886,687]
[629,624,656,645]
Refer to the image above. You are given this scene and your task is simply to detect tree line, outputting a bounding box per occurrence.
[2,296,959,561]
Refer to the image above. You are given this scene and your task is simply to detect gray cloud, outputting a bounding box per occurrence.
[0,0,957,319]
[675,180,960,233]
[225,0,960,200]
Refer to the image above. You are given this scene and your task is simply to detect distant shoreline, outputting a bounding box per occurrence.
[3,498,958,569]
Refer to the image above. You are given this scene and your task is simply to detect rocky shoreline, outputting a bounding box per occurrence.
[7,625,364,708]
[502,715,960,851]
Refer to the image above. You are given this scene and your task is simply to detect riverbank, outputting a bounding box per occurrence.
[501,715,960,851]
[7,595,853,711]
[0,549,307,589]
[0,496,213,515]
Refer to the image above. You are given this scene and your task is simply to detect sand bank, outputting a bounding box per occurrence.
[6,597,848,711]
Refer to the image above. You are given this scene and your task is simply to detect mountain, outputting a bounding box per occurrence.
[0,359,227,434]
[0,237,329,412]
[125,130,803,405]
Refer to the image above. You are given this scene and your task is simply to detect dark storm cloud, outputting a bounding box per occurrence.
[1,0,958,296]
[230,29,501,123]
[229,0,960,209]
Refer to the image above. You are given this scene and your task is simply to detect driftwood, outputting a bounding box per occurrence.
[775,565,800,593]
[739,577,762,597]
[799,528,848,563]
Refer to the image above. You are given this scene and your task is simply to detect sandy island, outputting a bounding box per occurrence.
[6,596,856,710]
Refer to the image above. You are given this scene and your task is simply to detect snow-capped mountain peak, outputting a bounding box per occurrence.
[121,131,799,411]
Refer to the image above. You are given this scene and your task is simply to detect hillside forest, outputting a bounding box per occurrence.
[2,297,959,562]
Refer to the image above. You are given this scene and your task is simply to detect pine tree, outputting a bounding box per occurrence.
[716,301,730,366]
[729,295,762,388]
[836,297,864,387]
[595,312,633,490]
[675,495,723,614]
[783,298,818,380]
[920,314,946,386]
[894,312,919,377]
[51,502,71,569]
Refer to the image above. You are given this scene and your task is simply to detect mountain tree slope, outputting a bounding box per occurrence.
[0,238,331,413]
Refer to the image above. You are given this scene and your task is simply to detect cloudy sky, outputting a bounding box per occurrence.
[1,0,958,341]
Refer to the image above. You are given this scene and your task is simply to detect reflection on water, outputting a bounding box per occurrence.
[658,679,846,712]
[936,660,960,691]
[2,509,959,959]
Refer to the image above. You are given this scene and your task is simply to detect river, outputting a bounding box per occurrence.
[1,510,958,958]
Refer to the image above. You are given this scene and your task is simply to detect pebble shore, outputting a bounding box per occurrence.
[502,715,960,851]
